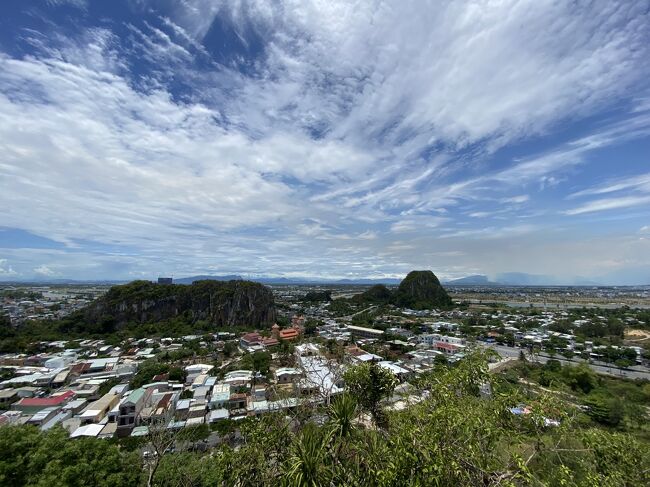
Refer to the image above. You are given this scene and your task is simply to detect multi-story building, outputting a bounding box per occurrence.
[346,325,384,340]
[116,387,152,435]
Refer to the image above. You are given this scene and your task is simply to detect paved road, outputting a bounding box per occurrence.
[481,343,650,380]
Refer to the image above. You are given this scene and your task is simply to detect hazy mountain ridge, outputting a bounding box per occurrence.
[3,270,649,287]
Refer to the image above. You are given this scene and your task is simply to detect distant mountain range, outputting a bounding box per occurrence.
[173,275,403,285]
[2,271,648,287]
[445,275,494,285]
[173,273,598,286]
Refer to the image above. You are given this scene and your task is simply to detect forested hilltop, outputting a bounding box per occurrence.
[67,279,276,334]
[349,270,453,309]
[0,280,276,344]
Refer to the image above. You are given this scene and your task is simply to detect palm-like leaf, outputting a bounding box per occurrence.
[328,393,358,439]
[284,424,331,487]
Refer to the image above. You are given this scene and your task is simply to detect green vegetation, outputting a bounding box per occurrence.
[326,299,354,317]
[240,351,272,376]
[130,359,171,388]
[303,290,332,302]
[0,279,277,351]
[351,284,392,304]
[346,270,453,310]
[343,361,397,427]
[59,279,275,335]
[1,352,649,486]
[0,425,141,486]
[393,270,452,309]
[502,360,650,440]
[0,313,13,338]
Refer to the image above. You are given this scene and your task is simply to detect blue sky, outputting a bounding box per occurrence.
[1,0,650,284]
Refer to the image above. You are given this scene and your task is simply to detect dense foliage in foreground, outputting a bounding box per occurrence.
[1,353,648,486]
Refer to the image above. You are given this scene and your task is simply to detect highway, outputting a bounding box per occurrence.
[481,343,650,381]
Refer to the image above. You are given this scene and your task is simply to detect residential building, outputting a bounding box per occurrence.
[210,383,231,409]
[117,387,152,434]
[0,389,18,408]
[27,406,60,426]
[80,392,120,424]
[275,367,303,384]
[347,325,384,340]
[11,390,75,414]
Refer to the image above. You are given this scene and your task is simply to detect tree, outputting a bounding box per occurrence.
[144,420,177,487]
[153,452,226,486]
[167,366,186,383]
[130,359,169,388]
[304,319,319,336]
[223,341,238,358]
[0,425,141,486]
[0,423,39,485]
[434,353,448,366]
[561,349,574,360]
[241,351,271,375]
[614,358,632,370]
[584,394,624,427]
[564,364,597,394]
[278,339,296,366]
[343,362,397,427]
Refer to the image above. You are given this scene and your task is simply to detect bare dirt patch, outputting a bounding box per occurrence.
[625,329,650,341]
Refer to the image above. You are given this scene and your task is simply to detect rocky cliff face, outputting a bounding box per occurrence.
[394,270,452,309]
[83,279,276,328]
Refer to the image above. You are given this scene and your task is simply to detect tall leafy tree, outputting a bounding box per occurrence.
[344,362,397,427]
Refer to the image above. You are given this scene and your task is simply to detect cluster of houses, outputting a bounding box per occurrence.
[1,286,106,323]
[0,335,366,439]
[0,325,448,440]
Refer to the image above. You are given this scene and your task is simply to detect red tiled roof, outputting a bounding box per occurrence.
[435,342,458,351]
[17,390,75,407]
[241,332,262,343]
[279,329,299,339]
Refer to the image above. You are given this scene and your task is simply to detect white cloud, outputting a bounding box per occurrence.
[165,0,650,223]
[569,172,650,199]
[439,224,538,240]
[33,265,56,276]
[46,0,87,8]
[1,1,649,281]
[207,1,650,147]
[565,195,650,215]
[0,259,18,277]
[501,195,529,204]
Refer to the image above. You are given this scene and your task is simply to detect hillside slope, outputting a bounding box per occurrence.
[63,279,276,333]
[393,270,452,309]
